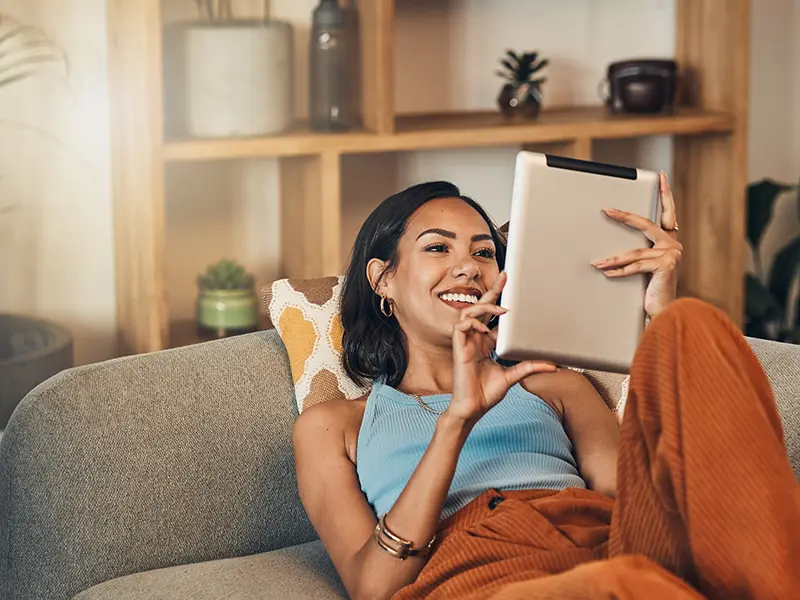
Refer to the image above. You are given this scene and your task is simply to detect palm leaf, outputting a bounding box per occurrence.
[0,53,64,87]
[745,273,781,322]
[747,179,795,249]
[0,20,70,87]
[768,236,800,312]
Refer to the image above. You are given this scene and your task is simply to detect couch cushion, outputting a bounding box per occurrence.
[73,541,347,600]
[263,276,369,413]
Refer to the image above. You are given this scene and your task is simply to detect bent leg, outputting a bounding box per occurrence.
[610,298,800,598]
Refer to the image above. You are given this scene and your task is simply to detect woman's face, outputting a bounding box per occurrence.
[369,197,501,347]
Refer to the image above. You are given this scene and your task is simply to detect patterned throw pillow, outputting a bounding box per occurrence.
[263,275,630,420]
[262,276,370,414]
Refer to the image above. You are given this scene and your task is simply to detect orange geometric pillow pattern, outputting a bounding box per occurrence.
[262,276,370,413]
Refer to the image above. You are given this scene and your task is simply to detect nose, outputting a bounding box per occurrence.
[450,256,481,280]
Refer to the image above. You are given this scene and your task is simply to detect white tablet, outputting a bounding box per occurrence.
[495,151,661,374]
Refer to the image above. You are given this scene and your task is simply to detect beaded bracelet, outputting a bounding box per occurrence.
[372,514,436,560]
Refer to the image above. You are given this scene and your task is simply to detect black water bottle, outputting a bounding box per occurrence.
[309,0,356,131]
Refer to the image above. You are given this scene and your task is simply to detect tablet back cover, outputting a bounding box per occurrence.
[495,151,661,373]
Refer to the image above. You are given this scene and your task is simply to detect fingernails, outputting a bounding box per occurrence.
[590,259,607,268]
[604,269,621,277]
[602,208,618,215]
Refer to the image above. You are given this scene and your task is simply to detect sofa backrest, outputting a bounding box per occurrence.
[1,329,799,600]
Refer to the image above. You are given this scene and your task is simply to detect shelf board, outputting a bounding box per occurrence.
[393,107,735,149]
[168,313,273,349]
[162,106,735,162]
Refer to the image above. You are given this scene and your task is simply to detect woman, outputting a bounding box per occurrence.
[293,178,799,600]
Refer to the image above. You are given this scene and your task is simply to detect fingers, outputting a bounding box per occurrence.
[601,208,668,244]
[591,248,668,270]
[460,303,507,321]
[603,172,680,244]
[599,248,681,278]
[592,246,681,278]
[454,317,491,335]
[659,171,678,232]
[504,360,558,387]
[478,271,507,305]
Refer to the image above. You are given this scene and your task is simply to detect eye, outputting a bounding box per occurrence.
[475,248,496,259]
[424,243,448,253]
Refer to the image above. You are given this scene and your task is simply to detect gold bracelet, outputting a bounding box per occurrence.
[372,513,436,560]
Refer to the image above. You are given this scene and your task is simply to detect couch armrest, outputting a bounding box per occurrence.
[0,330,317,600]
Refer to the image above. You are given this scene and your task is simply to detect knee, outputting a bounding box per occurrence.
[650,297,733,332]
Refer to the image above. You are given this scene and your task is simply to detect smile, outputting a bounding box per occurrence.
[438,292,479,309]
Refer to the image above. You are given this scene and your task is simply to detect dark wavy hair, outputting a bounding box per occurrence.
[341,181,506,388]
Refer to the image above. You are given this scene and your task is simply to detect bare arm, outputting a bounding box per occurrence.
[522,369,619,498]
[293,400,473,600]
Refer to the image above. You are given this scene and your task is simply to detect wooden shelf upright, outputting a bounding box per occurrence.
[106,0,750,355]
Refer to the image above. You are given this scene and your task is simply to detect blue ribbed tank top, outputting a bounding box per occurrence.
[356,380,586,520]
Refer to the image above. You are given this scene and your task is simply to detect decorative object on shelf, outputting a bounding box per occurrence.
[495,50,549,119]
[599,59,679,114]
[182,0,293,138]
[309,0,358,132]
[196,259,259,339]
[0,13,74,429]
[744,178,800,344]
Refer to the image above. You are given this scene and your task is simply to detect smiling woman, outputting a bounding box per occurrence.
[293,180,800,600]
[340,181,507,390]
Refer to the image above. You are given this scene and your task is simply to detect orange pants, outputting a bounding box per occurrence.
[392,298,800,599]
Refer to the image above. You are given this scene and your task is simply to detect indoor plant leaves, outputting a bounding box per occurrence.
[746,179,795,249]
[768,236,800,312]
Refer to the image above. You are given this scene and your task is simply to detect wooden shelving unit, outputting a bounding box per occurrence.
[106,0,751,355]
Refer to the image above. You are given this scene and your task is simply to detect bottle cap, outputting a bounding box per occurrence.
[313,0,344,28]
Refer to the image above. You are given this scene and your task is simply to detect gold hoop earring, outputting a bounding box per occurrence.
[380,295,394,318]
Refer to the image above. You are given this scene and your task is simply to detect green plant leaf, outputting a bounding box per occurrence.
[768,236,800,311]
[745,273,781,321]
[746,179,795,249]
[797,176,800,220]
[531,58,549,73]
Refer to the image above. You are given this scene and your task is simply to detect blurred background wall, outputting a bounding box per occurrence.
[0,0,798,365]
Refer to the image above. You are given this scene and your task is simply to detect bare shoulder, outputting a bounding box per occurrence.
[292,396,368,463]
[520,368,597,420]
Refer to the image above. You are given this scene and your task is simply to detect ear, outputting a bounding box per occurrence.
[366,258,389,295]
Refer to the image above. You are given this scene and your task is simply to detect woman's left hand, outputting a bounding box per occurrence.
[591,171,682,319]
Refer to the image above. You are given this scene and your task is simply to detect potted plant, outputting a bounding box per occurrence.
[744,178,800,343]
[178,0,294,138]
[0,14,74,430]
[495,49,549,119]
[196,259,259,338]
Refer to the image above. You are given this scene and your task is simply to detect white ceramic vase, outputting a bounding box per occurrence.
[183,20,293,138]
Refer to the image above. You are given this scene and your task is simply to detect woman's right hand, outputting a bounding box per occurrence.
[448,271,558,425]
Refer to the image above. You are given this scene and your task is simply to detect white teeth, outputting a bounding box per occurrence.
[440,293,478,304]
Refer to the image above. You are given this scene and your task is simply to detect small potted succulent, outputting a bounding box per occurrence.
[496,49,549,119]
[196,259,259,338]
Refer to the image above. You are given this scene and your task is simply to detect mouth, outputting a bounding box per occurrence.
[438,288,482,310]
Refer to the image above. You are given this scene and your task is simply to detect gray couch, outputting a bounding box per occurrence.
[1,330,799,600]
